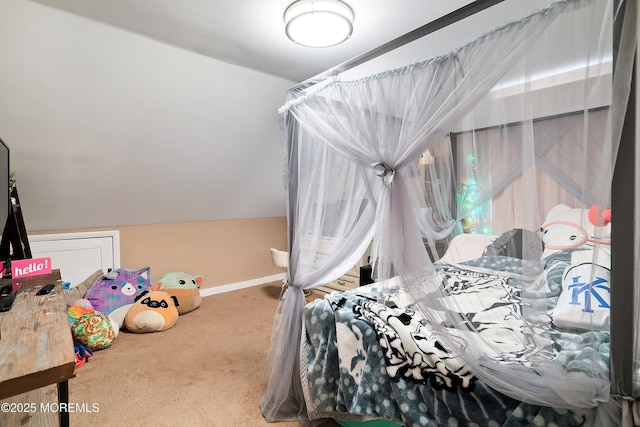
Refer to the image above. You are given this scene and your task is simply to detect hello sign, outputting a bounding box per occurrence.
[11,257,52,278]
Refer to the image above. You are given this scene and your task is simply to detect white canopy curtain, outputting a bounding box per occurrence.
[451,108,612,236]
[261,0,632,425]
[412,8,616,406]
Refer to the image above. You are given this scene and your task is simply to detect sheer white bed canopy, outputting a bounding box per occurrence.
[261,0,638,425]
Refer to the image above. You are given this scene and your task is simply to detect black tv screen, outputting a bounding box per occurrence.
[0,138,9,258]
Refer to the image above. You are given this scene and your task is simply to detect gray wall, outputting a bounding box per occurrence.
[0,0,294,230]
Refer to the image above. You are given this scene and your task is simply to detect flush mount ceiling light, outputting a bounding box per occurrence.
[284,0,354,48]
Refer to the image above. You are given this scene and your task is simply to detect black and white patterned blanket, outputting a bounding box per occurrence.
[301,250,608,426]
[351,295,475,391]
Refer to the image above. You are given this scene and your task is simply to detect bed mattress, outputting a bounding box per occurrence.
[301,250,608,426]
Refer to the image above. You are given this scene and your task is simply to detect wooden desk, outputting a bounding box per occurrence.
[0,270,75,426]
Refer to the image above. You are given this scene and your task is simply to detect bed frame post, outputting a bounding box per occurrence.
[283,113,299,273]
[610,0,637,398]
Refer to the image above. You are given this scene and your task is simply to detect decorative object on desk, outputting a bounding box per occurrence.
[11,257,51,278]
[0,185,32,263]
[124,290,180,333]
[63,269,104,308]
[68,300,116,351]
[153,271,203,315]
[85,267,152,334]
[0,260,7,279]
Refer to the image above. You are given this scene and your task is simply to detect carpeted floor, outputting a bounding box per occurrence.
[68,282,340,427]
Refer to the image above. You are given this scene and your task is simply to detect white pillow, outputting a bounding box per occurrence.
[440,234,497,264]
[552,252,610,331]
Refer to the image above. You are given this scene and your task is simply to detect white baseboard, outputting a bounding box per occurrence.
[199,273,286,297]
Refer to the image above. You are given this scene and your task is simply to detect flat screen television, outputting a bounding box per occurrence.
[0,138,10,263]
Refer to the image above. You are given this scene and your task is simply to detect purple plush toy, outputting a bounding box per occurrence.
[85,267,152,335]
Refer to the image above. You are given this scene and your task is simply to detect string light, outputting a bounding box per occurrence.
[457,153,485,234]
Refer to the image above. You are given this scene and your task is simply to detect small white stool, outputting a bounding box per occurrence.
[270,248,289,268]
[269,248,309,297]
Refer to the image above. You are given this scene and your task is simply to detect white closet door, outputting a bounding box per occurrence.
[28,231,120,288]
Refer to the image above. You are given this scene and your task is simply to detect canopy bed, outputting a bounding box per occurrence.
[261,0,638,426]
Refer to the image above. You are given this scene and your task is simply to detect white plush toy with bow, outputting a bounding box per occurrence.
[540,204,611,258]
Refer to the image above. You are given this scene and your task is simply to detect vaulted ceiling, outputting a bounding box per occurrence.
[31,0,478,83]
[10,0,561,229]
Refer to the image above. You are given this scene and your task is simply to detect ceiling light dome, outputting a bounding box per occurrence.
[284,0,354,48]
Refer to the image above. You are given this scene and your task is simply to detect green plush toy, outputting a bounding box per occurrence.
[153,272,203,315]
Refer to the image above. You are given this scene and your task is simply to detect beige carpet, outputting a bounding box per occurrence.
[68,282,340,427]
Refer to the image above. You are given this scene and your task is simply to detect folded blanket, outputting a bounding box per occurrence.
[352,298,474,390]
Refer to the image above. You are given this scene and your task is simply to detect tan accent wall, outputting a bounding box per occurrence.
[32,217,288,290]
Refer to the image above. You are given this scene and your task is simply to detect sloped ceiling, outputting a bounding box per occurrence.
[30,0,476,83]
[3,0,560,230]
